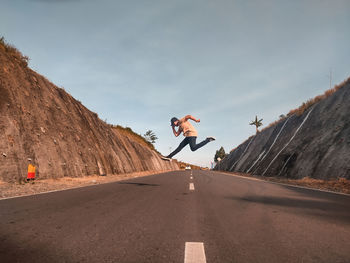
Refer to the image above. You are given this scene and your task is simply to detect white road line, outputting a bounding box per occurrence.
[189,183,195,191]
[190,176,193,180]
[184,242,206,263]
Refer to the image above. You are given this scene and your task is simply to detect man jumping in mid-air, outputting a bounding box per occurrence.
[162,115,215,160]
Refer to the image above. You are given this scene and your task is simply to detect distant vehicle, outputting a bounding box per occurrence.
[185,166,191,170]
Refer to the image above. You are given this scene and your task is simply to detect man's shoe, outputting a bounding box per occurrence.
[161,156,172,161]
[207,136,216,142]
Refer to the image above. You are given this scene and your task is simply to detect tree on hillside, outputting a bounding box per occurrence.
[214,147,226,162]
[249,115,263,134]
[143,130,158,144]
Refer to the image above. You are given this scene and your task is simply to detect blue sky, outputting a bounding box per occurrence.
[1,0,349,167]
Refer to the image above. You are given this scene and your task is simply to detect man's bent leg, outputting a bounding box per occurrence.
[188,137,210,151]
[167,137,190,158]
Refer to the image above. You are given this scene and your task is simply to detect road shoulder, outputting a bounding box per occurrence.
[214,171,350,196]
[0,170,175,200]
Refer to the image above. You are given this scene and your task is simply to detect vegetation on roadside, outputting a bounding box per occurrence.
[110,125,158,153]
[143,130,158,144]
[287,81,346,117]
[0,37,29,67]
[214,146,227,162]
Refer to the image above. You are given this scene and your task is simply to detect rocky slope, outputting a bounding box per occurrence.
[0,41,178,183]
[215,78,350,179]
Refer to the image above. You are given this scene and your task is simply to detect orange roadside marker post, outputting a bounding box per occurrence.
[27,164,36,183]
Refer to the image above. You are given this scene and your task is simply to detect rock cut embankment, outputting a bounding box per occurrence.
[215,78,350,180]
[0,42,178,182]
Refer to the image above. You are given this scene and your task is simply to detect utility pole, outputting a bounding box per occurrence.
[329,68,333,90]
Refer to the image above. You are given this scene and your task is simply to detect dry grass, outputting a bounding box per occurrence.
[287,77,349,117]
[262,118,285,131]
[261,77,350,132]
[0,37,29,67]
[286,176,350,194]
[111,125,157,152]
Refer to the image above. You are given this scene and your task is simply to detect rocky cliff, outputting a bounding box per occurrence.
[0,40,178,183]
[215,78,350,180]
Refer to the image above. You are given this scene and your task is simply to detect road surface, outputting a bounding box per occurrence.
[1,170,349,262]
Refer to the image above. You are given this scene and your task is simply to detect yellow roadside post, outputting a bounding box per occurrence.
[27,163,36,183]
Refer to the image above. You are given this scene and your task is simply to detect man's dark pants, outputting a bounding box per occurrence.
[167,136,209,158]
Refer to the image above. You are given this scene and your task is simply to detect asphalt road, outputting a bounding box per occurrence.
[1,170,350,263]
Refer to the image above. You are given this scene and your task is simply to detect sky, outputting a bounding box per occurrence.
[1,0,349,167]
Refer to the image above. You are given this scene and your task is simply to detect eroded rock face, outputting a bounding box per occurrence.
[215,79,350,179]
[0,47,178,182]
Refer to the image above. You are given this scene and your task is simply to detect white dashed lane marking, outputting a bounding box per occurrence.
[184,242,206,263]
[189,183,195,191]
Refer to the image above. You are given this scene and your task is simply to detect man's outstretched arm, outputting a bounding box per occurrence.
[184,115,200,123]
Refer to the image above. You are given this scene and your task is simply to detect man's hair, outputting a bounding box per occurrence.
[170,117,178,126]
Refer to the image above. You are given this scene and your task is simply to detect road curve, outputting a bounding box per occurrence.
[1,170,349,262]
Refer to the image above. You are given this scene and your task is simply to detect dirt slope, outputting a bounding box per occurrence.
[0,42,178,183]
[215,78,350,180]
